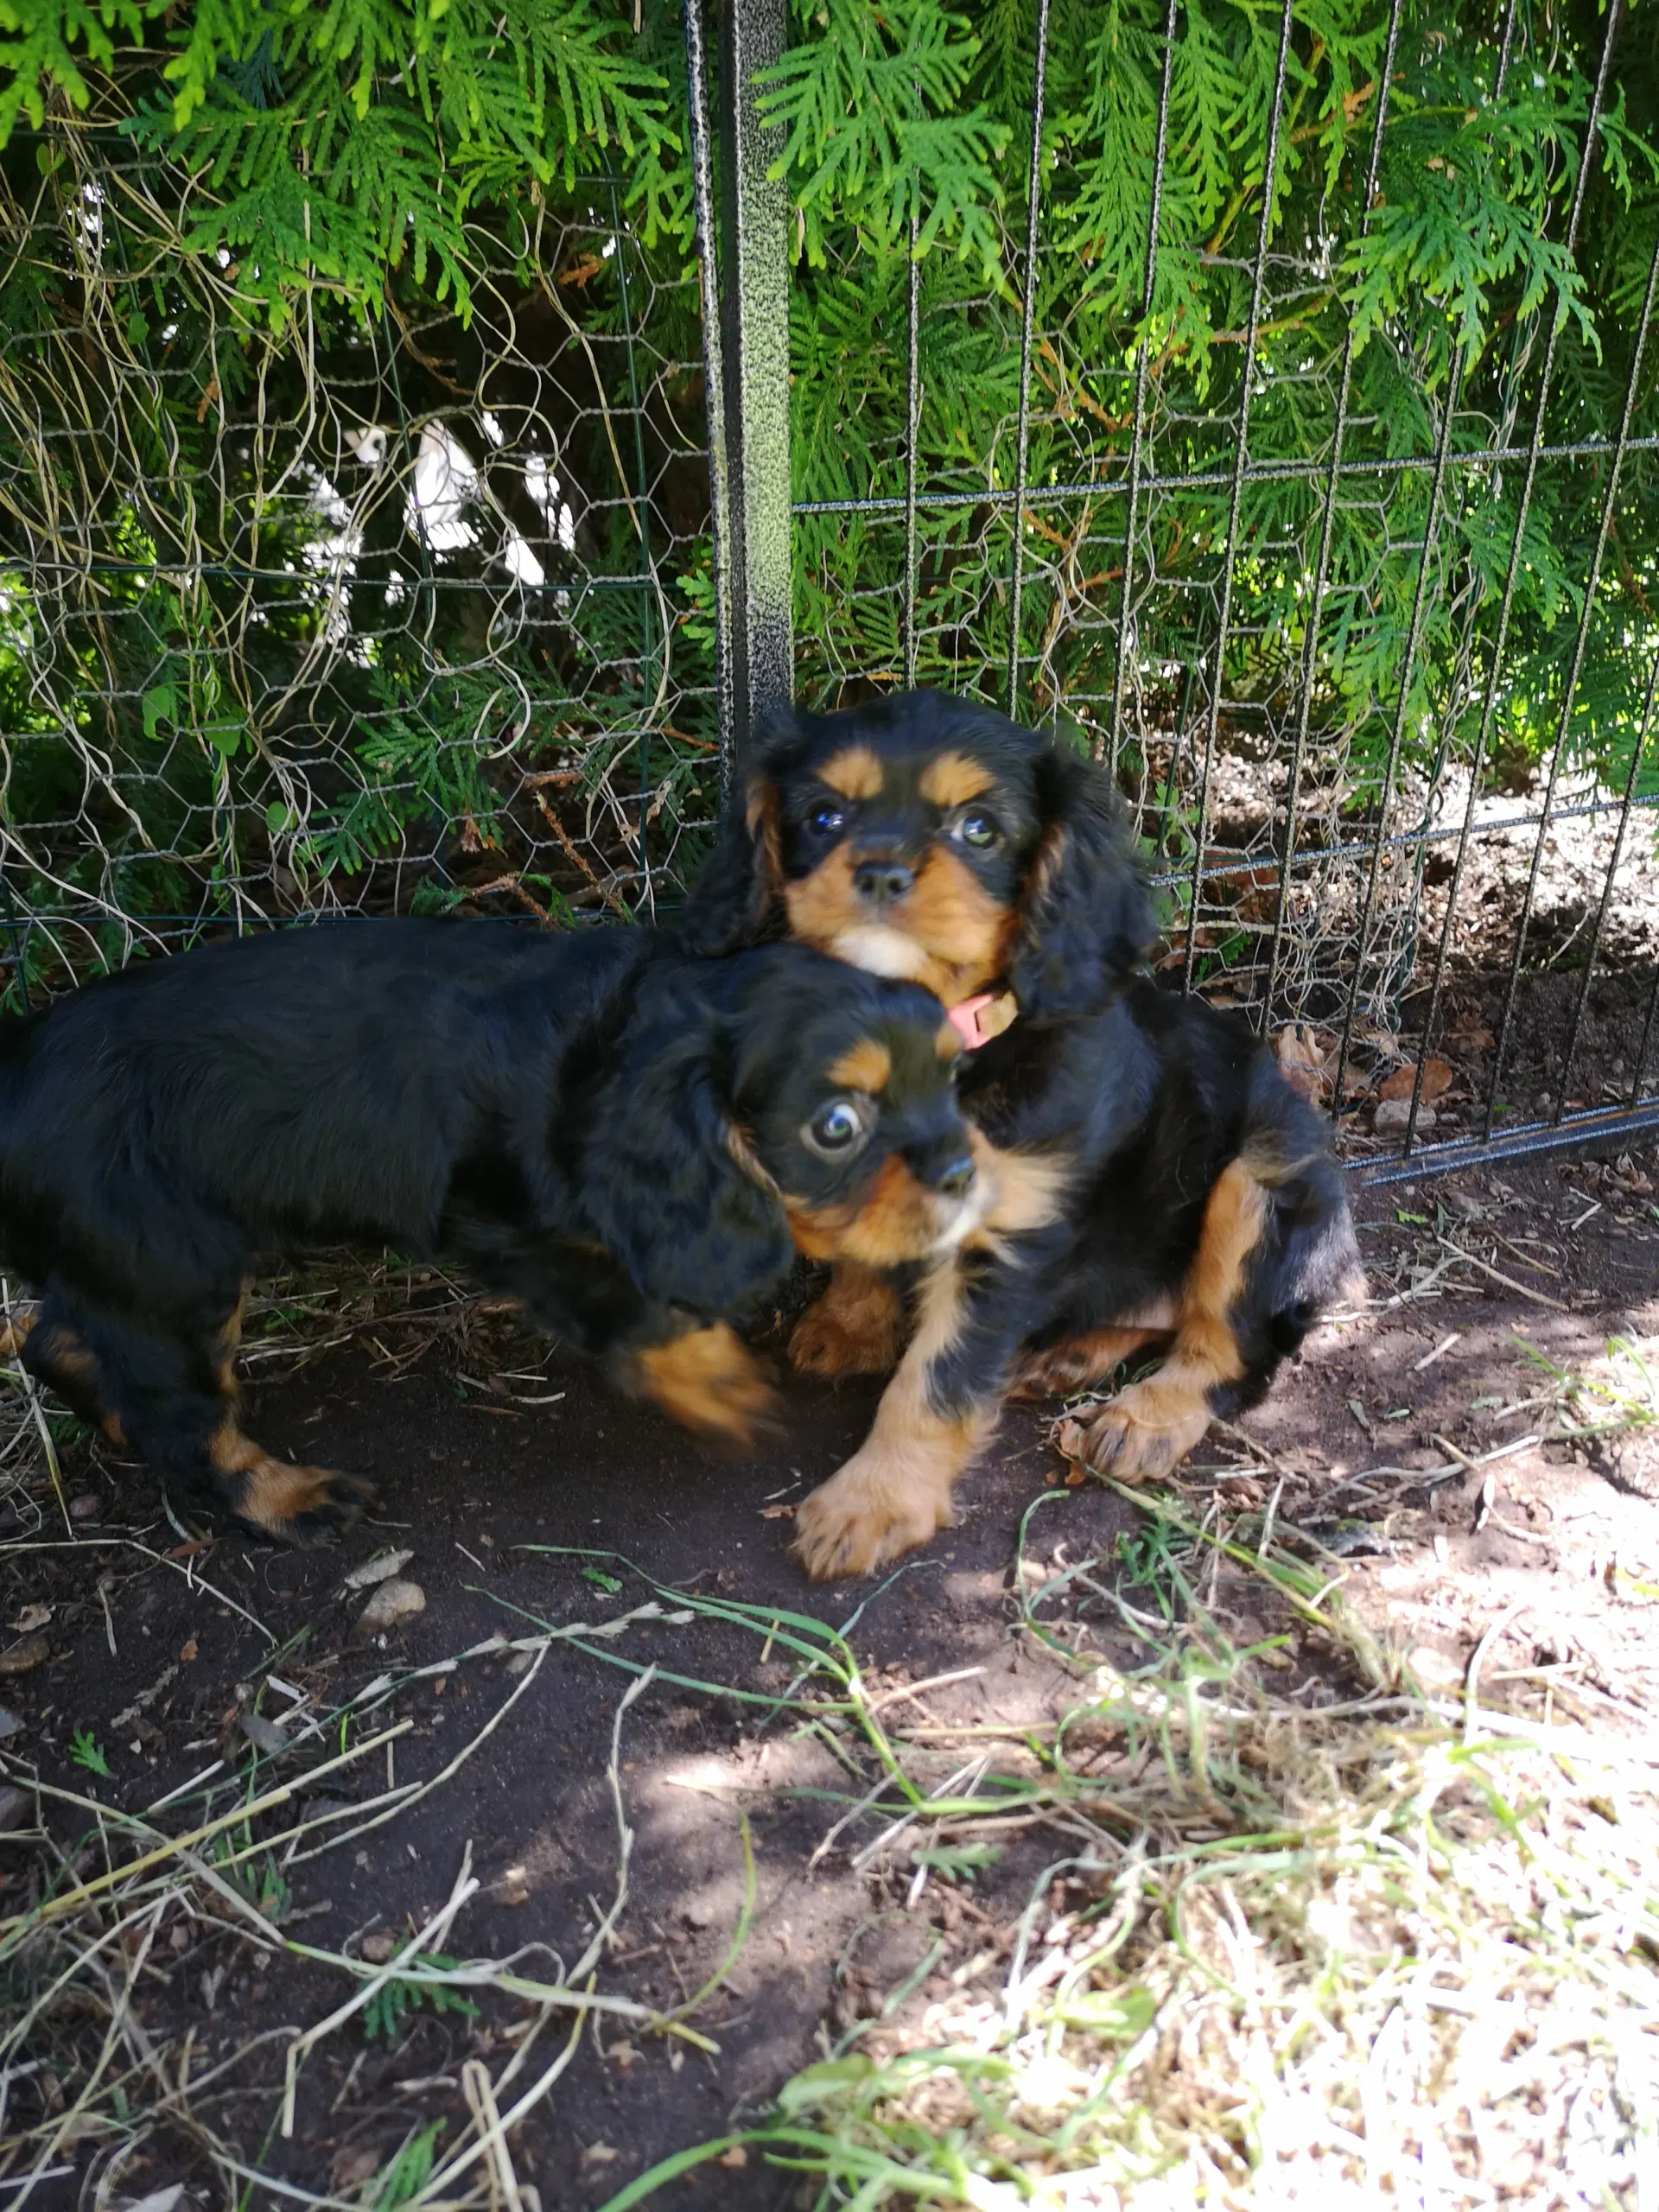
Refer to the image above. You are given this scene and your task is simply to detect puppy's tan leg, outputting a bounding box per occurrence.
[212,1287,248,1400]
[200,1287,374,1544]
[793,1263,988,1579]
[629,1322,778,1447]
[212,1419,378,1547]
[1009,1319,1174,1401]
[788,1262,907,1380]
[13,1310,129,1447]
[0,1309,37,1361]
[1073,1160,1266,1482]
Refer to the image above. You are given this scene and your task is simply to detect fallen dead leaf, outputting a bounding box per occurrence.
[330,2144,385,2191]
[1273,1022,1332,1103]
[718,2145,749,2168]
[341,1548,414,1592]
[1377,1057,1454,1103]
[0,1633,50,1676]
[8,1603,51,1635]
[1447,1020,1495,1052]
[178,1637,198,1662]
[359,1930,401,1964]
[758,1503,796,1521]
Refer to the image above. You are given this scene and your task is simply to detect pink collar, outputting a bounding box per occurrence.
[947,990,1019,1049]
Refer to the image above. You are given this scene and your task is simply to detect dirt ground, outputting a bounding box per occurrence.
[1,1137,1656,2209]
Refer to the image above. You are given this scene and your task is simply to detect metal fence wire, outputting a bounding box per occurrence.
[0,140,719,957]
[2,0,1657,1188]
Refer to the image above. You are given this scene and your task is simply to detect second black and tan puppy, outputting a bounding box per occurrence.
[685,690,1362,1577]
[0,920,988,1544]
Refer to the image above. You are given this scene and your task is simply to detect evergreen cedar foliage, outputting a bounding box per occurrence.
[0,3,1655,982]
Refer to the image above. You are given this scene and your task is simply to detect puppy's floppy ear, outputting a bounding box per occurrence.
[673,777,785,954]
[1006,738,1158,1020]
[676,711,813,954]
[580,1016,794,1319]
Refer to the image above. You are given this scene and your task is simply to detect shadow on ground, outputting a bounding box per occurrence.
[1,1141,1656,2207]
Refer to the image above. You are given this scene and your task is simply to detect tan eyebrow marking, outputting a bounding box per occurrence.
[918,752,996,808]
[827,1037,893,1093]
[817,746,884,801]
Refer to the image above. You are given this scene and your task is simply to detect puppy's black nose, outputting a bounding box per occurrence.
[931,1152,976,1198]
[852,858,915,906]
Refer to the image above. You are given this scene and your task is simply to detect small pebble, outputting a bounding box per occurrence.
[0,1783,32,1833]
[353,1578,426,1637]
[238,1711,290,1755]
[494,1863,531,1906]
[69,1493,101,1521]
[0,1706,23,1738]
[340,1548,414,1592]
[1373,1099,1435,1134]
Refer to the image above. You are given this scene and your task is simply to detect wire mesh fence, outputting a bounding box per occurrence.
[2,1,1657,1181]
[779,0,1659,1179]
[0,130,720,993]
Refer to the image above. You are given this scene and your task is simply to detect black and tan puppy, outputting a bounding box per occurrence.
[683,689,1362,1577]
[0,919,990,1544]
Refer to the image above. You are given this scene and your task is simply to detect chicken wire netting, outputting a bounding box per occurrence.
[0,137,719,1005]
[3,0,1658,1173]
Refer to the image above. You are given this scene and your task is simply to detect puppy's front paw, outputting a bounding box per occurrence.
[788,1297,900,1380]
[0,1309,39,1361]
[631,1324,779,1449]
[232,1462,379,1547]
[791,1450,952,1580]
[1071,1379,1211,1483]
[696,1364,780,1451]
[1009,1326,1167,1402]
[289,1468,380,1546]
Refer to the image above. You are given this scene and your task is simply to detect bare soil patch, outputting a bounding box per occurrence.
[1,1139,1656,2209]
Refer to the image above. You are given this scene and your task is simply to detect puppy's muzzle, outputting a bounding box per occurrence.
[852,856,916,907]
[912,1138,977,1200]
[918,1133,998,1250]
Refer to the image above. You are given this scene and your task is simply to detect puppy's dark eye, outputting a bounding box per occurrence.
[810,804,846,837]
[803,1097,870,1158]
[957,810,1001,850]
